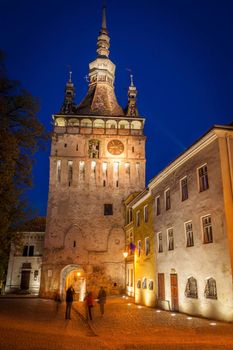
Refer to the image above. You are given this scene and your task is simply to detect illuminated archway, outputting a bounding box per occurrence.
[60,264,86,301]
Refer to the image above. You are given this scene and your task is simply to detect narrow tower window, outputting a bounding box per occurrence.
[91,160,96,179]
[56,160,61,183]
[180,176,188,201]
[68,161,73,186]
[125,162,130,176]
[136,163,140,178]
[79,161,85,180]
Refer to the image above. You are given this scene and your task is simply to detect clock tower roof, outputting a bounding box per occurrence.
[76,6,124,117]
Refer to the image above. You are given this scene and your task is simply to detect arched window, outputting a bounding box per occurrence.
[93,119,104,128]
[68,118,79,126]
[118,120,129,129]
[56,118,66,126]
[131,121,141,130]
[185,277,198,298]
[204,278,217,299]
[80,118,92,127]
[106,120,117,129]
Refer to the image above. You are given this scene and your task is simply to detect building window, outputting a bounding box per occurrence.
[142,277,147,289]
[198,164,209,192]
[144,205,148,223]
[145,237,150,256]
[23,245,28,256]
[136,210,140,227]
[137,280,141,289]
[79,161,85,179]
[132,146,134,153]
[185,221,194,247]
[88,139,100,158]
[204,278,217,299]
[28,245,34,256]
[125,162,130,176]
[202,215,213,243]
[91,160,96,179]
[185,277,198,298]
[102,162,108,177]
[73,240,76,248]
[23,245,34,256]
[156,196,160,216]
[158,232,163,253]
[34,270,39,281]
[138,240,141,257]
[56,160,61,183]
[167,228,174,250]
[165,189,171,210]
[104,204,113,215]
[113,162,119,175]
[68,161,73,186]
[148,280,154,290]
[180,176,188,201]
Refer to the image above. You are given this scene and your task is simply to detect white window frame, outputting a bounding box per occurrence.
[180,176,188,201]
[157,232,163,253]
[184,220,194,247]
[145,237,150,256]
[197,163,209,192]
[155,196,161,216]
[144,205,148,223]
[201,214,213,244]
[167,227,174,251]
[164,188,171,210]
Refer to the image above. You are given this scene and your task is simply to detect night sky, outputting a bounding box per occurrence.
[1,0,233,216]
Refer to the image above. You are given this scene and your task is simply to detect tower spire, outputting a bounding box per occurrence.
[97,5,110,57]
[125,73,139,117]
[60,69,75,114]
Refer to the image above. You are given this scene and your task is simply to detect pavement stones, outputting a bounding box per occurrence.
[0,296,233,350]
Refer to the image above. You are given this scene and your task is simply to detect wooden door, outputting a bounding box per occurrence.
[20,270,30,290]
[170,274,179,311]
[158,273,165,300]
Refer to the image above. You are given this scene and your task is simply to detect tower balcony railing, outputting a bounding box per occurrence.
[54,125,144,136]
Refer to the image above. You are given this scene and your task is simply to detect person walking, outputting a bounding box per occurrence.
[65,285,74,320]
[97,286,106,316]
[85,291,94,321]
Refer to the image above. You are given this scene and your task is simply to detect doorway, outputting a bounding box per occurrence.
[158,273,165,300]
[170,273,179,311]
[20,270,30,290]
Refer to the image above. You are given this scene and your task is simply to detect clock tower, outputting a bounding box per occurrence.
[40,7,146,299]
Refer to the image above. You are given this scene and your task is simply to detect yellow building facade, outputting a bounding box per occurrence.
[125,190,156,307]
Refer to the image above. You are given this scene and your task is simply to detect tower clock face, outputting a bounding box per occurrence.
[107,139,124,155]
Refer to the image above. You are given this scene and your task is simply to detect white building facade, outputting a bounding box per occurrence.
[149,124,233,321]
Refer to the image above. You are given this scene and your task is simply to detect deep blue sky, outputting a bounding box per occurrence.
[1,0,233,216]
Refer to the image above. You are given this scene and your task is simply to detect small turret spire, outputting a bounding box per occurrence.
[125,73,139,117]
[60,70,75,114]
[97,6,110,57]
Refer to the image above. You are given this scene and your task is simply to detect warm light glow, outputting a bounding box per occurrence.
[127,303,131,306]
[77,272,81,276]
[171,313,176,317]
[156,310,161,313]
[123,251,128,258]
[210,322,217,326]
[122,295,125,298]
[187,317,192,320]
[137,305,142,309]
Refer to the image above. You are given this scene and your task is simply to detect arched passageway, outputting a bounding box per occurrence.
[60,265,86,301]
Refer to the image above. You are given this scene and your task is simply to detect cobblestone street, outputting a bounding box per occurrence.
[0,296,233,350]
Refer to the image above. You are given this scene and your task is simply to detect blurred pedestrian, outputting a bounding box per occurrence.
[54,291,61,312]
[65,285,74,319]
[97,286,106,316]
[85,291,94,321]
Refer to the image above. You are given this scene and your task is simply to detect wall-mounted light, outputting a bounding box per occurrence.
[123,251,128,258]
